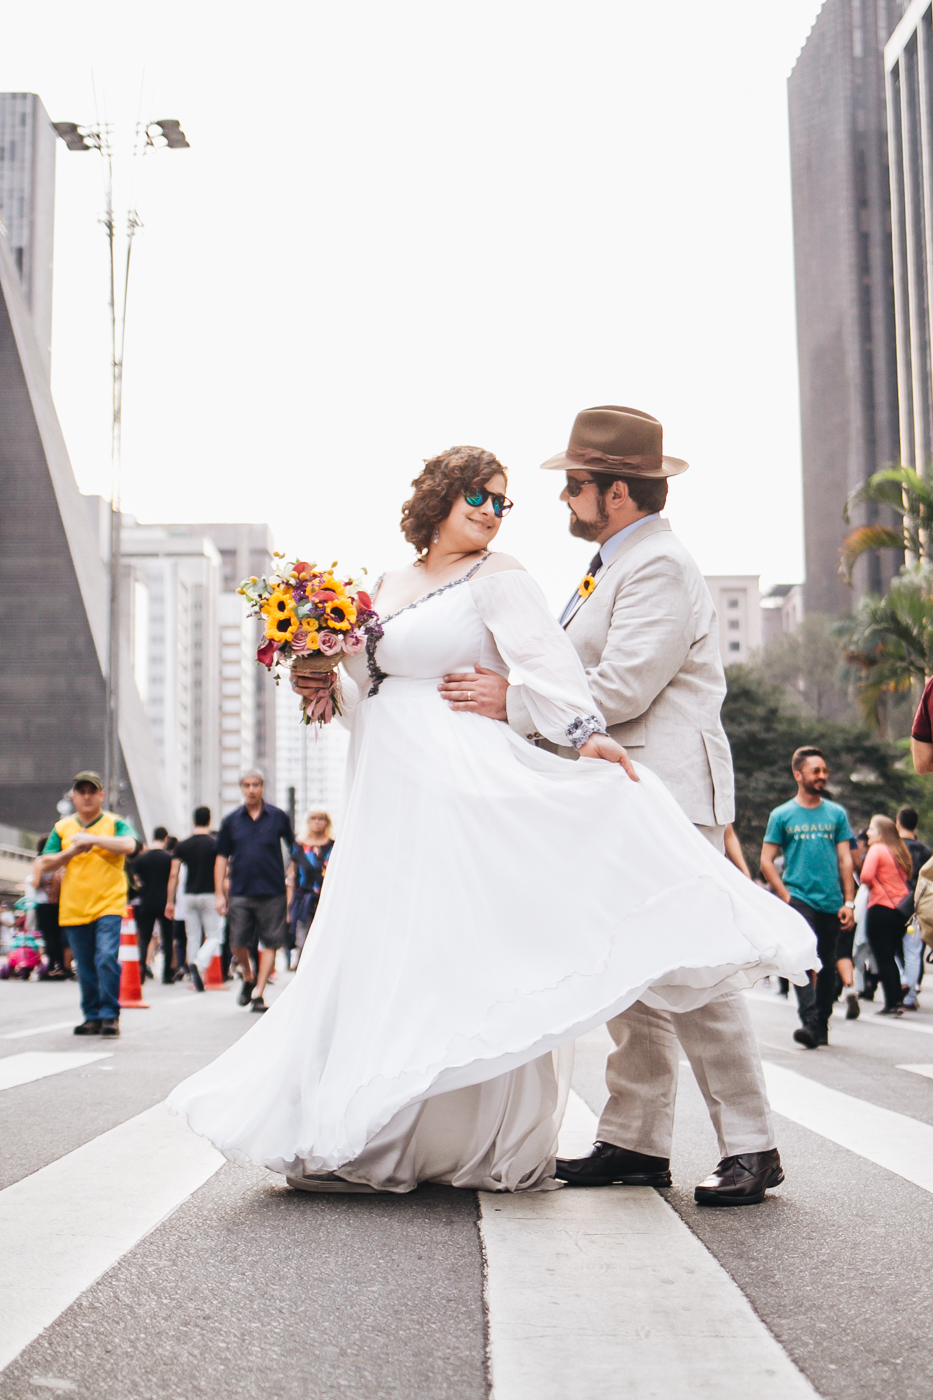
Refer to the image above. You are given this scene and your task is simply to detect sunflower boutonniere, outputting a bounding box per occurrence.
[578,573,597,599]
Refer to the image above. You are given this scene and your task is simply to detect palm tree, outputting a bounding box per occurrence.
[839,564,933,725]
[840,465,933,581]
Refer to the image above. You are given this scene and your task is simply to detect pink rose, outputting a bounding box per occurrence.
[317,630,343,656]
[291,628,309,655]
[343,631,366,655]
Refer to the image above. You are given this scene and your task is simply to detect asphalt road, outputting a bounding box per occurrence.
[2,973,932,1399]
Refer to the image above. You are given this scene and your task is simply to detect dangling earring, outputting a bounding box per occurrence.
[432,527,440,545]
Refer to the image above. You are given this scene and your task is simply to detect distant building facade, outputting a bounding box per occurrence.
[788,0,909,614]
[0,93,55,374]
[275,686,350,837]
[0,235,169,837]
[760,584,805,646]
[885,2,933,470]
[704,576,762,666]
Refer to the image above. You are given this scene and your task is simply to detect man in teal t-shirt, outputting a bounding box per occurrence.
[761,746,855,1049]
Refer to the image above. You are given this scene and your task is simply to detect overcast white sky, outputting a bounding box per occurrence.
[3,0,824,609]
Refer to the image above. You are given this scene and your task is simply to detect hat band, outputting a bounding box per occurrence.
[566,446,663,471]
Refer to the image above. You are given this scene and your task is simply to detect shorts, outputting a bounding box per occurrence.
[227,895,287,951]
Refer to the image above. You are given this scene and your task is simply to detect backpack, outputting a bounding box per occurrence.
[913,854,933,949]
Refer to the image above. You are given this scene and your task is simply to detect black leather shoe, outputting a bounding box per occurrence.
[555,1141,672,1187]
[793,1025,819,1049]
[694,1149,784,1206]
[73,1020,102,1036]
[100,1019,121,1037]
[813,1022,829,1046]
[238,980,255,1007]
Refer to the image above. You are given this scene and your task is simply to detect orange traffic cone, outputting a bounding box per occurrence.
[118,908,150,1009]
[204,950,225,989]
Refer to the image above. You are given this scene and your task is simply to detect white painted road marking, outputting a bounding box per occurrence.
[0,1102,224,1371]
[479,1090,816,1400]
[1,1021,79,1041]
[0,1052,112,1091]
[763,1062,933,1194]
[897,1064,933,1080]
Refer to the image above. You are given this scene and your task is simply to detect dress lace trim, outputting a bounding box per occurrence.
[366,553,490,698]
[565,714,605,749]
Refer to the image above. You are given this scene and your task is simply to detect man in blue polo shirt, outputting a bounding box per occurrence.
[760,746,855,1049]
[215,770,294,1013]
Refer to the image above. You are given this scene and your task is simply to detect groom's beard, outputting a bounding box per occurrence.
[568,497,609,542]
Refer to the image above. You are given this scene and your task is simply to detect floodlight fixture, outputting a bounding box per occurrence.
[149,119,190,149]
[52,121,95,152]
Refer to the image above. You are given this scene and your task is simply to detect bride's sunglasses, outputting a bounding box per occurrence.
[464,487,514,517]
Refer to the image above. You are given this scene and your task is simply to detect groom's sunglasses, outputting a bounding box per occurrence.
[464,488,514,517]
[564,477,600,497]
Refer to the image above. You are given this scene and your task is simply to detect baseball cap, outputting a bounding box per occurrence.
[72,770,104,791]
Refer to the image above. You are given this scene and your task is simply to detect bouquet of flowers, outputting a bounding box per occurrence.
[237,554,382,725]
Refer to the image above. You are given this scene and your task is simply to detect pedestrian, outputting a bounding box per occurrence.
[214,771,294,1013]
[32,834,69,979]
[760,746,856,1046]
[131,827,174,983]
[895,807,930,1009]
[37,772,138,1036]
[861,815,913,1016]
[286,810,334,966]
[166,807,220,992]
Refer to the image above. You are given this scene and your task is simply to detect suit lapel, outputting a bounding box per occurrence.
[561,518,672,629]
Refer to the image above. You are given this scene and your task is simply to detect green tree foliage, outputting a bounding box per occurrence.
[839,563,933,727]
[760,613,856,721]
[840,465,933,580]
[723,665,925,871]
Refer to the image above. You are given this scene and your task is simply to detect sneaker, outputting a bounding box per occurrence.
[249,996,267,1013]
[238,980,255,1007]
[100,1019,121,1036]
[793,1025,820,1049]
[73,1020,102,1036]
[903,994,919,1010]
[845,992,860,1020]
[877,1005,904,1016]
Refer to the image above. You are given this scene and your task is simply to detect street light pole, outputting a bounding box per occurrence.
[53,115,189,809]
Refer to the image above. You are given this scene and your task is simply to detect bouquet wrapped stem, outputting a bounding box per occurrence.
[292,654,341,725]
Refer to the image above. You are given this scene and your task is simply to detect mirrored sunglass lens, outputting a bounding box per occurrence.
[465,491,485,506]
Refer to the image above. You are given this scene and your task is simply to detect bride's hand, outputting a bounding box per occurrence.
[291,673,333,698]
[578,733,639,781]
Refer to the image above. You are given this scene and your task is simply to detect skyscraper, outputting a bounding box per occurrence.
[885,2,933,470]
[788,0,909,614]
[0,235,170,835]
[0,93,56,374]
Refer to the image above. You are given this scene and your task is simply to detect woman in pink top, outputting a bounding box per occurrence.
[861,815,912,1015]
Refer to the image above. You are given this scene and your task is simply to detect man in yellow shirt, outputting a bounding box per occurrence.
[40,772,138,1036]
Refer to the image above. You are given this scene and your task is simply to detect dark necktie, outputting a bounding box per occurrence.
[559,550,603,625]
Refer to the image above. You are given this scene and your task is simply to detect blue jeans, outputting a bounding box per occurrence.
[64,915,123,1022]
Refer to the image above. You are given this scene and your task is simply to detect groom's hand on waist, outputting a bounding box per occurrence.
[439,666,509,720]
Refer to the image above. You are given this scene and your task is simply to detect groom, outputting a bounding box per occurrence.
[439,404,784,1206]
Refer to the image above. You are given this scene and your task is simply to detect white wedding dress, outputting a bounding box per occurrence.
[168,562,816,1192]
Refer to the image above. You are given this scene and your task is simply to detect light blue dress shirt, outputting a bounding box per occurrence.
[559,513,660,625]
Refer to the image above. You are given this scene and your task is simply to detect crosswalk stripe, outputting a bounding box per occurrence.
[478,1090,816,1400]
[762,1062,933,1194]
[1,1021,79,1041]
[0,1052,111,1091]
[896,1064,933,1080]
[0,1103,224,1372]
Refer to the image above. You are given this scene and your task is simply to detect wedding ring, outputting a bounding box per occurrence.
[467,691,473,702]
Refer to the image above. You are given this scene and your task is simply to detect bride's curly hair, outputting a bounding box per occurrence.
[401,446,508,556]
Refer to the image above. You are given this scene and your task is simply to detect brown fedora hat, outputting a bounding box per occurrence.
[540,405,688,479]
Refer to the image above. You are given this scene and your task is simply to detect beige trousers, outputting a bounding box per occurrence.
[596,822,776,1159]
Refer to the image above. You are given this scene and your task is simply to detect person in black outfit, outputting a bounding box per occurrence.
[215,771,294,1013]
[33,834,69,978]
[131,827,174,983]
[166,807,219,992]
[897,806,931,1008]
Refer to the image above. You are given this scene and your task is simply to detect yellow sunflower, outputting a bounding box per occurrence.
[261,587,295,619]
[324,597,356,630]
[265,609,299,643]
[577,574,596,598]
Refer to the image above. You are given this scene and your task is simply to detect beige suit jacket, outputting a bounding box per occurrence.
[506,518,735,826]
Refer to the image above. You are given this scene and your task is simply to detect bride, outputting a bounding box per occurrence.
[168,445,815,1193]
